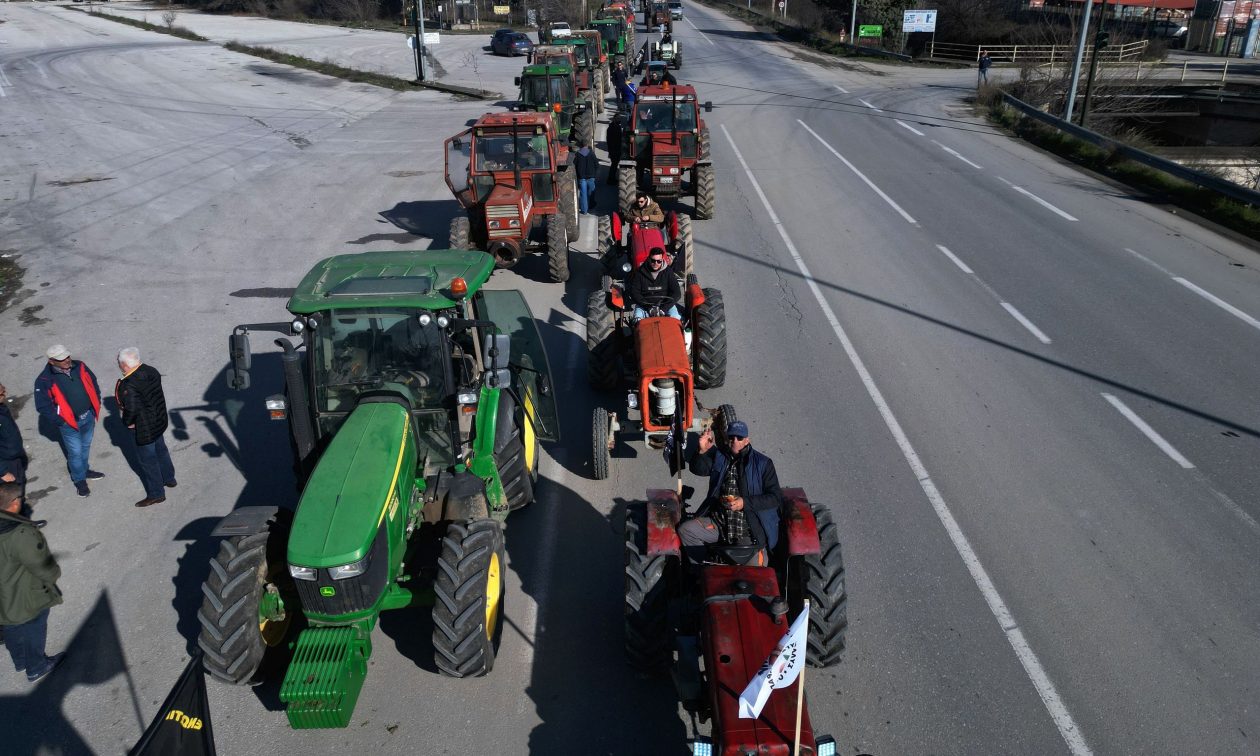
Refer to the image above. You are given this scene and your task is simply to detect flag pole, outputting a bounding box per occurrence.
[793,599,809,755]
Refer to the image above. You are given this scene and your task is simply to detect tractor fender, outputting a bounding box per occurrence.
[611,212,624,243]
[645,489,682,558]
[443,471,491,521]
[783,488,821,556]
[210,506,282,538]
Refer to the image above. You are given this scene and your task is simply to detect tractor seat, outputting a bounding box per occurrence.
[712,544,768,568]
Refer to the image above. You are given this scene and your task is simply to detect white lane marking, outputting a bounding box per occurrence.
[1000,302,1052,344]
[936,246,1052,344]
[1122,247,1174,277]
[0,64,7,98]
[1173,278,1260,333]
[685,16,714,45]
[796,119,917,225]
[858,98,882,112]
[1208,488,1260,536]
[1101,394,1195,469]
[1011,185,1079,222]
[724,124,1092,756]
[932,139,983,169]
[935,244,973,274]
[997,176,1014,186]
[834,84,849,94]
[895,119,925,136]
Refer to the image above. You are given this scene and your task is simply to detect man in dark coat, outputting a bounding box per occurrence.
[0,384,26,491]
[627,246,682,321]
[34,345,104,498]
[679,420,783,564]
[114,348,176,508]
[0,481,66,682]
[611,60,628,102]
[605,114,624,185]
[574,138,600,214]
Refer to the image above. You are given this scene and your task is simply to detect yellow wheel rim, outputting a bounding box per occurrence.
[485,552,502,640]
[523,393,538,477]
[259,615,291,647]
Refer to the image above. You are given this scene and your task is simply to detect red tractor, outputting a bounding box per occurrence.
[624,469,847,755]
[586,212,725,479]
[444,112,578,282]
[617,84,716,220]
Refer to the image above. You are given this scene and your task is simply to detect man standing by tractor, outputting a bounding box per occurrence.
[0,481,66,683]
[34,345,104,498]
[605,114,624,185]
[679,420,784,564]
[612,60,628,102]
[574,138,600,215]
[628,247,683,320]
[114,348,176,508]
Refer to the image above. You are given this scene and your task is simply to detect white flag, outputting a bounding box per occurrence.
[738,601,809,719]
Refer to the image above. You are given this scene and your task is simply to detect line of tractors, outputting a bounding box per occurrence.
[194,4,846,754]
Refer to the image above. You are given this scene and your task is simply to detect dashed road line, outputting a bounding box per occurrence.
[932,139,983,169]
[895,119,924,136]
[834,84,849,94]
[858,98,882,112]
[797,119,917,225]
[935,246,1052,344]
[685,16,714,45]
[1101,393,1195,469]
[724,124,1092,756]
[1173,277,1260,333]
[999,302,1052,344]
[998,179,1078,221]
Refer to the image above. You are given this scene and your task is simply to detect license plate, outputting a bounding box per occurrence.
[659,177,674,183]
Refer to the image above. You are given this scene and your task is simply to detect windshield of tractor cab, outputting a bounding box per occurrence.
[475,133,551,172]
[635,101,696,133]
[314,310,451,413]
[520,75,574,106]
[596,23,620,43]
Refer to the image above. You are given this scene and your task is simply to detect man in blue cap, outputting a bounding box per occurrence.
[679,419,783,564]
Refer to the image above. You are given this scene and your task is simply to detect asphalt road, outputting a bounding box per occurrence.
[2,2,1259,755]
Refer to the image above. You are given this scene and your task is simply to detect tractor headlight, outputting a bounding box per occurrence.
[289,565,317,581]
[488,220,501,229]
[691,738,713,756]
[670,167,680,175]
[621,262,632,273]
[509,218,520,227]
[290,318,305,334]
[815,736,837,756]
[653,167,663,175]
[328,555,370,580]
[457,390,479,405]
[627,392,638,410]
[418,313,432,326]
[437,315,450,328]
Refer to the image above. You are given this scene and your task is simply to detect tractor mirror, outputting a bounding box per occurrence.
[226,367,250,391]
[703,101,712,112]
[226,332,251,391]
[452,137,463,149]
[483,333,512,389]
[515,76,522,85]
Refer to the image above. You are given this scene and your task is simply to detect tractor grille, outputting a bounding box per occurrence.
[295,523,390,617]
[486,205,521,239]
[655,154,680,168]
[487,205,518,218]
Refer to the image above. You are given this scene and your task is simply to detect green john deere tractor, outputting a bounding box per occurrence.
[589,17,634,70]
[515,61,597,146]
[197,250,559,729]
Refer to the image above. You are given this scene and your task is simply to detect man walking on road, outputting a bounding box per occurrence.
[612,60,628,102]
[114,348,176,508]
[0,481,67,683]
[0,384,27,494]
[34,345,103,498]
[574,138,599,215]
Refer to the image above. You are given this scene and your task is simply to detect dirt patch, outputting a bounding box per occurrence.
[19,304,49,327]
[0,253,27,313]
[386,170,428,178]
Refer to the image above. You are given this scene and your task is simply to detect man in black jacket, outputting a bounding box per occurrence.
[679,420,783,564]
[574,138,599,215]
[114,348,176,508]
[605,114,624,185]
[627,247,682,321]
[0,384,26,491]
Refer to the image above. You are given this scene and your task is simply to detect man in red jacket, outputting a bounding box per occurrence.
[115,347,176,508]
[33,345,104,498]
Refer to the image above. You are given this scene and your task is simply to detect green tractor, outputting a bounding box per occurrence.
[589,17,634,70]
[197,250,559,729]
[515,61,597,147]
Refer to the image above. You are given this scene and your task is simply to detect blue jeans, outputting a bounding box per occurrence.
[57,411,96,483]
[633,305,681,321]
[136,434,176,499]
[579,177,596,214]
[5,607,50,676]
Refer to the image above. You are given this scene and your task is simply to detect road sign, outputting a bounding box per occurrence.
[493,4,510,14]
[858,24,882,38]
[407,35,416,49]
[902,10,937,33]
[777,1,784,7]
[423,31,440,44]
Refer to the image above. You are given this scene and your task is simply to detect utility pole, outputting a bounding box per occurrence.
[849,0,857,46]
[412,1,428,81]
[1063,0,1095,122]
[1078,0,1111,127]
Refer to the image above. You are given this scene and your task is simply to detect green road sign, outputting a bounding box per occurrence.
[858,25,882,38]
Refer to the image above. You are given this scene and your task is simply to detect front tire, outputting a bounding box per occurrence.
[432,519,506,678]
[586,290,619,389]
[693,162,716,220]
[592,407,612,480]
[558,169,580,242]
[624,501,675,671]
[547,216,570,283]
[449,215,472,250]
[198,511,299,685]
[618,164,637,217]
[692,287,727,389]
[675,214,694,279]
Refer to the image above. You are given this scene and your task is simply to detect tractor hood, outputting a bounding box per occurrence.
[288,402,415,568]
[287,250,494,314]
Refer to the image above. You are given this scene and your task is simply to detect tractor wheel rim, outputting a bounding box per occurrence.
[485,552,503,639]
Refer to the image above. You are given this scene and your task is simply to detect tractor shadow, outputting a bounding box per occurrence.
[374,199,464,245]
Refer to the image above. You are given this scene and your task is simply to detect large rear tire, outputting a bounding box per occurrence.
[433,519,506,678]
[798,504,848,668]
[547,216,570,283]
[586,290,619,389]
[699,126,711,161]
[618,164,637,217]
[592,407,612,480]
[449,215,472,250]
[198,511,299,685]
[693,162,716,220]
[575,106,597,150]
[692,287,727,389]
[675,214,694,279]
[558,169,580,242]
[597,214,615,260]
[711,403,738,452]
[624,501,675,671]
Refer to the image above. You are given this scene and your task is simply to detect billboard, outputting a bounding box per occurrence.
[902,10,938,33]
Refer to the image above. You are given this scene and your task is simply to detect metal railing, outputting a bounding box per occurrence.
[930,40,1148,64]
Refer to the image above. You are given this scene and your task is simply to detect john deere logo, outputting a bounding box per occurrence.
[320,586,336,597]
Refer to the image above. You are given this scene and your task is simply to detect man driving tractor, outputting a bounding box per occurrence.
[679,420,784,564]
[631,191,665,224]
[627,247,682,321]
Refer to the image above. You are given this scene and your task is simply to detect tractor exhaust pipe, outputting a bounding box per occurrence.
[276,338,316,471]
[487,240,523,267]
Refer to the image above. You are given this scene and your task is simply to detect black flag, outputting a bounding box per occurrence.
[129,652,217,756]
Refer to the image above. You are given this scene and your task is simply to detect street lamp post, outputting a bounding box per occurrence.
[1064,0,1096,121]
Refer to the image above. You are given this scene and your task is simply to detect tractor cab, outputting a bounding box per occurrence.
[532,41,604,115]
[444,112,578,277]
[618,84,716,219]
[515,62,594,145]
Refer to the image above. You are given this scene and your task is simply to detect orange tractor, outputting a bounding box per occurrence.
[586,212,725,479]
[444,112,578,282]
[617,83,715,219]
